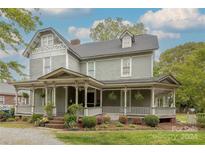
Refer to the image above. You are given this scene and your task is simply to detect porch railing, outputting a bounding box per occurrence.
[88,107,102,116]
[103,106,176,116]
[16,105,31,114]
[34,106,44,114]
[155,107,176,116]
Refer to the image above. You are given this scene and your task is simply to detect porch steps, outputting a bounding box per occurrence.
[45,117,65,129]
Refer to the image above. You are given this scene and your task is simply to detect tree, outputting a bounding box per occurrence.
[90,17,146,41]
[155,42,205,112]
[0,8,41,81]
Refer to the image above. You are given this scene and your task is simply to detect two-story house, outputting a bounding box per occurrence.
[13,27,180,120]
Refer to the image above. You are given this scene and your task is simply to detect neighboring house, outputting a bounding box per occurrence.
[0,82,27,110]
[13,27,180,120]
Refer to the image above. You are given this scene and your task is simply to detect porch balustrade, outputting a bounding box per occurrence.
[34,106,45,114]
[16,105,32,114]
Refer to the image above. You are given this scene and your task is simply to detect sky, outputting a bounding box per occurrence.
[1,8,205,79]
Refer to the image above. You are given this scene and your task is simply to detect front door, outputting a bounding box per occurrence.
[56,87,65,116]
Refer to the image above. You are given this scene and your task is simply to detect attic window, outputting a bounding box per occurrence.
[122,35,132,48]
[41,34,53,47]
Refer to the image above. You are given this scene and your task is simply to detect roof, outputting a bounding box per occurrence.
[23,27,159,59]
[102,75,181,86]
[0,83,16,95]
[72,34,159,59]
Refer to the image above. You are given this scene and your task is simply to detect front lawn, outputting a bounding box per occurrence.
[0,121,33,128]
[56,130,205,145]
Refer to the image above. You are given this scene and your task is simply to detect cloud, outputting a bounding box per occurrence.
[140,8,205,30]
[68,26,90,40]
[39,8,91,15]
[149,30,181,40]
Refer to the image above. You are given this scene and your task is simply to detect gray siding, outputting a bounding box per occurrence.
[52,55,66,71]
[80,54,152,81]
[30,58,43,80]
[68,54,80,72]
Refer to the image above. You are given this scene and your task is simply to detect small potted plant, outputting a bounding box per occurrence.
[44,102,54,120]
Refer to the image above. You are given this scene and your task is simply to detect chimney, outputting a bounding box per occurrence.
[70,39,80,45]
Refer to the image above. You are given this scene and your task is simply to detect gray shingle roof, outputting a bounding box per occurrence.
[0,83,16,95]
[71,34,159,59]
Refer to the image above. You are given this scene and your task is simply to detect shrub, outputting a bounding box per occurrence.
[34,118,41,127]
[99,123,109,129]
[119,115,128,124]
[132,117,142,125]
[67,104,83,115]
[82,116,96,128]
[0,111,6,119]
[144,115,159,127]
[96,116,103,125]
[115,121,124,127]
[30,114,43,123]
[15,117,20,121]
[44,102,54,119]
[9,108,15,117]
[64,114,77,128]
[22,116,29,122]
[103,115,111,124]
[68,121,78,129]
[197,113,205,128]
[129,124,137,128]
[6,117,15,122]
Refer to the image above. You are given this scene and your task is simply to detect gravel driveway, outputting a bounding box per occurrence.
[0,127,64,145]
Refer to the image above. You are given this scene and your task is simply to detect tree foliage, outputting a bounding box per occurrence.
[90,17,146,41]
[0,8,41,81]
[155,42,205,112]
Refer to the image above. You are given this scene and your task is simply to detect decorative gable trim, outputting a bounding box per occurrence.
[158,75,181,85]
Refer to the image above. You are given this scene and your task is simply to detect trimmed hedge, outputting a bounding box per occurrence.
[144,115,159,127]
[119,115,128,124]
[82,116,96,128]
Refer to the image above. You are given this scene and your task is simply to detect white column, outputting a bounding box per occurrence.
[124,88,127,115]
[45,87,48,105]
[84,84,88,116]
[163,96,166,107]
[65,86,68,113]
[94,89,97,107]
[15,88,18,115]
[75,85,78,104]
[151,88,155,115]
[53,86,56,116]
[31,88,35,114]
[100,89,103,108]
[173,89,176,107]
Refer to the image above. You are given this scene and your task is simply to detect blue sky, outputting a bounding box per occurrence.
[1,8,205,80]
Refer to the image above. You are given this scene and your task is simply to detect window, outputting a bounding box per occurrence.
[0,96,5,105]
[122,35,132,48]
[44,57,51,74]
[87,61,95,78]
[41,34,53,47]
[121,58,132,77]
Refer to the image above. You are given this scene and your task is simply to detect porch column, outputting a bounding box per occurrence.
[65,87,68,113]
[100,89,103,108]
[45,87,48,105]
[31,88,35,114]
[151,88,155,115]
[124,88,127,115]
[173,89,176,107]
[75,85,78,104]
[84,84,88,116]
[94,89,97,107]
[15,88,18,115]
[53,86,56,116]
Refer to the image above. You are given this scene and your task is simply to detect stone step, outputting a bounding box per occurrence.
[53,117,64,121]
[45,123,64,129]
[49,120,64,124]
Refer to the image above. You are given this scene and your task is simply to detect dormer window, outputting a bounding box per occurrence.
[41,34,53,47]
[122,35,132,48]
[119,30,134,48]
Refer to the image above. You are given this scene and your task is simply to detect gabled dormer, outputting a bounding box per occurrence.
[119,30,135,48]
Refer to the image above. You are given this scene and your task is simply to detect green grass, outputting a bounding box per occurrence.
[176,113,188,124]
[56,130,205,145]
[0,122,33,128]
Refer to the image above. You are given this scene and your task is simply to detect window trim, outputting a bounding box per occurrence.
[121,57,132,77]
[86,61,96,78]
[0,96,5,105]
[43,57,52,75]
